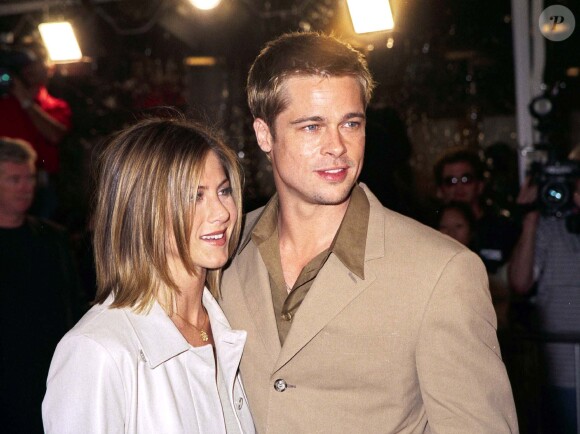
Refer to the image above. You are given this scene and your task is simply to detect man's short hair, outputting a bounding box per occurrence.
[434,147,485,186]
[0,137,37,165]
[247,31,375,130]
[92,115,243,313]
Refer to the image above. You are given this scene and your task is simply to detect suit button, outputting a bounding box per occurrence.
[281,312,292,321]
[274,379,287,392]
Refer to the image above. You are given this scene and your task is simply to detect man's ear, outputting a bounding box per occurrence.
[253,118,273,154]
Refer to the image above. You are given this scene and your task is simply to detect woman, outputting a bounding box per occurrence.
[436,201,476,248]
[42,116,255,433]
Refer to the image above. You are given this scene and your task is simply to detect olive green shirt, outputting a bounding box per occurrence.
[250,185,370,345]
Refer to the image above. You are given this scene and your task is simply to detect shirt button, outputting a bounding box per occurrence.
[237,397,244,410]
[281,312,292,321]
[274,379,287,392]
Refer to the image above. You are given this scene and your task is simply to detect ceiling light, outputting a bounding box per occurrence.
[189,0,222,10]
[347,0,394,34]
[38,22,82,62]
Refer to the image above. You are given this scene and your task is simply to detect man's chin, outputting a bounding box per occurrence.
[312,186,355,205]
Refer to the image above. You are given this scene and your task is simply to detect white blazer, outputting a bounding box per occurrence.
[42,289,255,434]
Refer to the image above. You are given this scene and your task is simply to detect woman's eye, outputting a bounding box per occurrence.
[219,186,233,196]
[189,191,203,202]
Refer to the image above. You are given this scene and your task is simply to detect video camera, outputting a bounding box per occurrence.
[531,158,580,218]
[0,47,35,96]
[528,89,580,220]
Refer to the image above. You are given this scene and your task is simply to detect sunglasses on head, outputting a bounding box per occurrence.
[442,173,476,187]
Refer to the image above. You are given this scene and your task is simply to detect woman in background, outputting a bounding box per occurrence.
[436,201,476,247]
[42,115,254,433]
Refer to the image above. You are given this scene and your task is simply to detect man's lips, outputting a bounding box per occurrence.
[315,166,349,181]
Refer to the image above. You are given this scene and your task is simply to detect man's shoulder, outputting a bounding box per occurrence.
[25,215,68,240]
[37,86,69,108]
[365,184,459,244]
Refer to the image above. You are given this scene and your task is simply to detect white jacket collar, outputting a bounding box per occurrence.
[120,289,246,369]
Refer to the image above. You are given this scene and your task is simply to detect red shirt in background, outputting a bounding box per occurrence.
[0,86,72,174]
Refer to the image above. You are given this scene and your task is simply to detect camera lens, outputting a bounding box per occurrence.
[0,67,13,96]
[542,181,568,204]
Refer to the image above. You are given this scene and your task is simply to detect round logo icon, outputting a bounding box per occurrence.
[539,5,575,41]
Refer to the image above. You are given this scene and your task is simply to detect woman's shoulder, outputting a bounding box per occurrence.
[61,302,138,355]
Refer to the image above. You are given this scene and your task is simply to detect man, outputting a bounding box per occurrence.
[0,137,82,433]
[434,148,520,328]
[220,32,518,433]
[509,150,580,434]
[0,42,72,217]
[434,148,519,273]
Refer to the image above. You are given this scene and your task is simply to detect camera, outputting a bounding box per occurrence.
[528,88,580,220]
[532,159,580,217]
[0,47,35,96]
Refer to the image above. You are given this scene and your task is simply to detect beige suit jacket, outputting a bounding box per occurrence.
[220,185,518,433]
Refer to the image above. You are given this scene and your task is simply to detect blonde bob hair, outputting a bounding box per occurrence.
[92,115,243,313]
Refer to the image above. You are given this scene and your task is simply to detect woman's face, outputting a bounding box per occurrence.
[438,208,472,246]
[188,151,238,271]
[167,151,238,279]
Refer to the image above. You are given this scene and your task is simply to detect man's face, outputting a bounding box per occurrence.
[19,61,50,89]
[253,75,366,208]
[0,161,36,219]
[438,161,484,207]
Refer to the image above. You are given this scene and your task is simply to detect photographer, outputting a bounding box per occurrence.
[509,146,580,434]
[0,41,71,218]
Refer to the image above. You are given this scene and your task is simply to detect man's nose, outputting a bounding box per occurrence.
[321,128,347,157]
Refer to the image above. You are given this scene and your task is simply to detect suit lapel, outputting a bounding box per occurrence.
[274,254,377,372]
[236,241,282,360]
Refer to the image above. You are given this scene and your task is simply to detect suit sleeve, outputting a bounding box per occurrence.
[416,250,519,433]
[42,334,126,434]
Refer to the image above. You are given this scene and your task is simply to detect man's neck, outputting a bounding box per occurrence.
[0,212,26,229]
[276,197,350,287]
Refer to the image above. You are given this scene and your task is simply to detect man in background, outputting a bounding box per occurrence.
[0,137,83,433]
[0,40,71,218]
[434,147,520,328]
[509,147,580,434]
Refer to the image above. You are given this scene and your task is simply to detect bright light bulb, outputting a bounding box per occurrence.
[347,0,395,34]
[38,22,82,62]
[189,0,222,10]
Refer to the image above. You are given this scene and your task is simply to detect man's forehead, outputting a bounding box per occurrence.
[0,161,35,174]
[442,161,475,174]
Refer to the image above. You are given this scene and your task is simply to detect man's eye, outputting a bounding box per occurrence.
[303,124,319,132]
[344,121,361,128]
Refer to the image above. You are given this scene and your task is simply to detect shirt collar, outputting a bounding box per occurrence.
[123,298,190,369]
[332,184,369,279]
[240,184,369,279]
